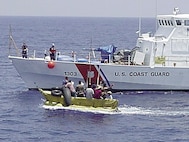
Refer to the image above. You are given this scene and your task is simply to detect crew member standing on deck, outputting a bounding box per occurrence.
[22,42,28,58]
[49,43,56,60]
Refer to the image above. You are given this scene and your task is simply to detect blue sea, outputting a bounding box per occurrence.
[1,16,189,142]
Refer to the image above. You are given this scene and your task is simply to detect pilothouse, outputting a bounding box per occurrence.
[133,8,189,67]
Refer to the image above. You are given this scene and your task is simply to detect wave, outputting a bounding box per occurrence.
[118,104,189,116]
[40,101,189,116]
[40,103,189,116]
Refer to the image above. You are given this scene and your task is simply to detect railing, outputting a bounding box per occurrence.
[25,49,104,63]
[11,47,135,65]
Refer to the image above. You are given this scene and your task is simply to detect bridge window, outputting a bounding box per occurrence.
[158,19,174,27]
[176,20,182,26]
[184,20,189,26]
[167,20,170,26]
[158,20,162,25]
[162,20,164,25]
[165,20,167,25]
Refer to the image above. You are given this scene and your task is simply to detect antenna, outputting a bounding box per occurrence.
[138,16,141,37]
[90,36,96,59]
[155,0,158,30]
[8,25,12,55]
[138,0,141,37]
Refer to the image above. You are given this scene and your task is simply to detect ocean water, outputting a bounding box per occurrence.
[1,16,189,142]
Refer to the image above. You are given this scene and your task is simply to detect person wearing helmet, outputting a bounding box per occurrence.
[49,43,56,60]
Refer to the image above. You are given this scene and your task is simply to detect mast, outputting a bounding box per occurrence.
[9,25,20,56]
[138,0,141,37]
[8,25,11,56]
[155,0,158,30]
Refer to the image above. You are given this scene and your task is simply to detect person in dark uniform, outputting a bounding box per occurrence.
[49,43,56,60]
[22,43,28,58]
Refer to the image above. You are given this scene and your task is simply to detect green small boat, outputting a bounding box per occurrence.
[39,88,119,112]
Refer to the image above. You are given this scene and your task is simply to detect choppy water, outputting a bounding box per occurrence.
[1,16,189,142]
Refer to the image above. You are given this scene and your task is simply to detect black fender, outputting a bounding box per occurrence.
[62,87,72,106]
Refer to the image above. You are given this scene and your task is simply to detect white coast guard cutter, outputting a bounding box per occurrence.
[8,8,189,91]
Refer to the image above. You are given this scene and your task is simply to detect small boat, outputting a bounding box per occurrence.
[39,88,119,112]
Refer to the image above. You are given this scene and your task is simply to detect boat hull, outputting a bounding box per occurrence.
[9,56,189,91]
[39,89,118,111]
[98,64,189,90]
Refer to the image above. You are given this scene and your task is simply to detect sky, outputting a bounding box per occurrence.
[0,0,189,17]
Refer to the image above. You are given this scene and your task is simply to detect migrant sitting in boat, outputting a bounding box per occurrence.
[62,79,113,99]
[75,81,85,97]
[93,85,103,99]
[85,84,94,99]
[91,84,113,99]
[99,80,113,99]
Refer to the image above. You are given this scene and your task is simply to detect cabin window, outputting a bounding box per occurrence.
[159,20,162,25]
[158,19,174,26]
[162,20,164,25]
[165,20,167,25]
[176,20,182,26]
[184,20,189,26]
[167,20,170,26]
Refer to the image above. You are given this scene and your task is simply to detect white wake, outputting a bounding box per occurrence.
[40,101,189,116]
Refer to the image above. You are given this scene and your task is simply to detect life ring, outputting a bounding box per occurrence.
[62,87,72,106]
[51,89,63,97]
